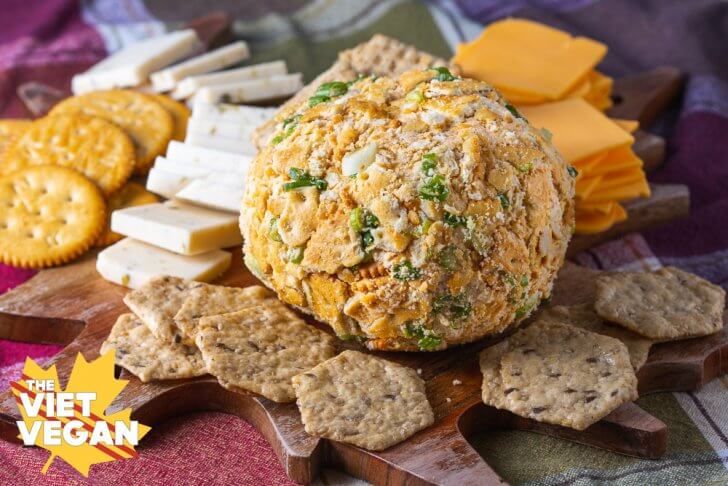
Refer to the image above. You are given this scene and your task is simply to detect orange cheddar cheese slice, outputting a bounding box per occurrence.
[575,202,627,234]
[612,118,640,134]
[584,176,650,203]
[453,19,607,100]
[575,173,603,200]
[520,98,634,162]
[576,200,614,215]
[586,146,643,177]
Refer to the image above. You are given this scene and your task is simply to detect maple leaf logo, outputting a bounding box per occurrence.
[10,351,151,476]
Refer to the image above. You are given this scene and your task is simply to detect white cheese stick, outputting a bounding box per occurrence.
[72,30,200,94]
[146,167,193,198]
[150,41,250,92]
[190,100,276,126]
[97,238,231,289]
[185,131,257,156]
[166,140,252,171]
[194,73,303,104]
[187,117,258,143]
[153,156,246,184]
[175,177,245,213]
[172,60,287,99]
[111,200,242,255]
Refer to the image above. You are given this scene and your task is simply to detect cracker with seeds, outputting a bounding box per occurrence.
[100,313,206,382]
[196,302,336,402]
[123,276,207,343]
[480,320,638,430]
[292,350,433,450]
[174,284,274,343]
[253,34,456,149]
[594,267,726,341]
[540,304,653,370]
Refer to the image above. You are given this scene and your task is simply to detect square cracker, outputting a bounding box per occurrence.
[480,320,638,431]
[195,301,336,403]
[292,350,434,451]
[123,276,207,344]
[100,313,206,382]
[252,34,456,149]
[539,304,653,370]
[594,267,726,341]
[174,284,274,342]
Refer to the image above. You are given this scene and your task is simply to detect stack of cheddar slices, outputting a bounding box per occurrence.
[453,18,650,234]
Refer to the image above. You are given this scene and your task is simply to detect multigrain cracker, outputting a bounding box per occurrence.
[96,182,159,246]
[123,276,207,343]
[50,90,174,174]
[594,267,726,341]
[149,93,190,141]
[540,304,653,370]
[480,320,637,430]
[196,303,336,402]
[292,350,434,450]
[4,114,135,195]
[101,313,206,382]
[0,119,31,161]
[174,284,274,342]
[253,34,456,149]
[0,165,105,268]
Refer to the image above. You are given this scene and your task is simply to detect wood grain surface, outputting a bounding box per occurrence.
[0,253,725,485]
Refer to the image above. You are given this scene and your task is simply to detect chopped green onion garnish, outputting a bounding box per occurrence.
[287,246,305,264]
[444,212,467,228]
[419,174,449,201]
[283,168,328,191]
[414,217,432,237]
[268,217,282,242]
[505,103,523,119]
[421,153,437,173]
[541,128,553,141]
[518,163,533,173]
[437,245,459,271]
[432,293,471,320]
[392,260,421,281]
[498,193,510,209]
[567,166,579,178]
[520,275,529,287]
[402,322,442,350]
[316,81,349,97]
[308,94,331,107]
[432,67,456,82]
[406,90,425,103]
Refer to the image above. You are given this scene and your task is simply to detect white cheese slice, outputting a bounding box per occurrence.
[97,238,231,289]
[153,156,246,184]
[175,177,245,213]
[72,30,200,94]
[111,200,242,255]
[172,60,287,99]
[165,140,252,171]
[185,131,257,156]
[146,167,193,198]
[194,73,303,104]
[150,41,250,92]
[190,100,277,126]
[186,117,258,142]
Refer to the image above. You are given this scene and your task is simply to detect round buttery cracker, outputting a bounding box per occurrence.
[101,313,207,382]
[0,165,106,268]
[149,94,190,141]
[594,267,726,341]
[0,119,31,161]
[292,350,434,451]
[96,182,159,246]
[50,89,173,174]
[4,114,135,195]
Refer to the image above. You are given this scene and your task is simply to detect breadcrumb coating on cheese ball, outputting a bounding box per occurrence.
[241,68,575,351]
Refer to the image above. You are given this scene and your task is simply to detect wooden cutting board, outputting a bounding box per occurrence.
[0,253,725,485]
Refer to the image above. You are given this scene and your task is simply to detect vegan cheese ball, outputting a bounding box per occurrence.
[241,68,576,351]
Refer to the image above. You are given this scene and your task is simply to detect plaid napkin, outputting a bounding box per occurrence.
[0,1,726,484]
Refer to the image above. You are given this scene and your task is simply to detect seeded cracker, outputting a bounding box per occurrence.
[0,119,31,161]
[594,267,726,341]
[196,302,336,402]
[149,93,190,141]
[174,284,274,343]
[0,165,105,268]
[540,304,653,370]
[123,276,207,344]
[4,114,135,196]
[95,182,159,246]
[101,313,206,382]
[480,320,637,430]
[292,350,434,450]
[50,89,174,174]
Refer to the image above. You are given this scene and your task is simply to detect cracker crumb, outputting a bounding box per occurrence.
[446,397,452,403]
[416,368,422,375]
[452,379,462,386]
